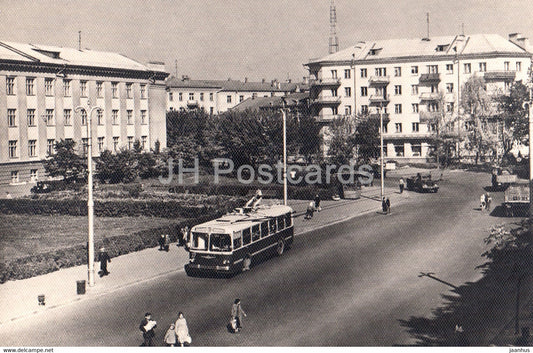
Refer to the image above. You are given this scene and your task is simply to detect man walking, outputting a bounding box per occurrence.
[231,299,247,332]
[386,197,391,214]
[139,312,157,346]
[98,247,111,277]
[399,178,405,194]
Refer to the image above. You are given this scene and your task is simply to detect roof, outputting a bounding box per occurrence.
[0,40,166,73]
[166,76,306,92]
[192,204,293,234]
[306,33,531,66]
[231,92,309,112]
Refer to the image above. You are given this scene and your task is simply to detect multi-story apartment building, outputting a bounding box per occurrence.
[0,41,168,187]
[305,33,532,162]
[166,76,308,114]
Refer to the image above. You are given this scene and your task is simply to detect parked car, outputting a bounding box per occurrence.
[491,167,517,190]
[503,180,529,217]
[406,173,439,193]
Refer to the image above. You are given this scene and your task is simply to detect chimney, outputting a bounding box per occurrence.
[262,78,265,83]
[509,33,530,50]
[244,77,248,83]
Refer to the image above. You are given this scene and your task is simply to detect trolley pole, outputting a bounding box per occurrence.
[281,104,288,206]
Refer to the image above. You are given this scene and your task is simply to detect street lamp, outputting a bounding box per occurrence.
[75,100,102,288]
[281,99,288,206]
[527,65,533,228]
[379,104,385,201]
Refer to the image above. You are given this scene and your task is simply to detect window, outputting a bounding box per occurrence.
[80,109,87,125]
[210,233,231,252]
[82,138,89,155]
[192,232,208,250]
[394,67,402,77]
[6,77,15,95]
[113,137,119,152]
[446,102,454,112]
[285,213,292,227]
[361,87,368,97]
[28,140,37,157]
[98,137,105,152]
[233,233,242,249]
[80,81,87,97]
[239,95,244,102]
[479,62,487,72]
[382,122,388,133]
[169,92,173,101]
[375,67,386,76]
[331,88,338,97]
[360,68,367,78]
[412,103,419,113]
[30,169,38,182]
[430,84,439,93]
[344,69,351,79]
[227,95,232,103]
[411,66,418,75]
[516,62,522,72]
[47,139,55,155]
[7,109,16,127]
[63,79,71,96]
[45,78,54,96]
[412,144,421,156]
[345,105,352,115]
[140,84,146,99]
[446,64,454,74]
[178,92,183,101]
[395,123,402,133]
[251,225,260,241]
[428,102,439,112]
[394,85,402,95]
[111,82,118,98]
[141,136,147,149]
[127,110,133,125]
[209,92,214,101]
[276,216,285,230]
[11,171,19,183]
[26,78,35,96]
[188,92,194,101]
[345,87,351,97]
[331,70,338,79]
[361,105,369,114]
[269,219,276,234]
[8,140,17,158]
[427,65,438,73]
[141,110,147,125]
[112,110,119,125]
[126,83,132,98]
[127,136,134,150]
[45,109,54,125]
[504,61,510,71]
[200,92,204,101]
[412,122,419,132]
[395,104,402,114]
[411,85,419,95]
[27,109,36,126]
[243,228,251,245]
[446,83,454,93]
[464,63,471,74]
[96,82,103,97]
[395,145,404,157]
[97,110,103,125]
[210,107,214,115]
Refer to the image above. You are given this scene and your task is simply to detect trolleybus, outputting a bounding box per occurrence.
[184,203,294,276]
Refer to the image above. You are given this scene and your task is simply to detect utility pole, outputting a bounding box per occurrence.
[527,65,533,228]
[380,104,384,201]
[281,98,288,206]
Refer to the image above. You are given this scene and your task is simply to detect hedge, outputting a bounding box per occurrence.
[0,213,220,284]
[0,197,246,218]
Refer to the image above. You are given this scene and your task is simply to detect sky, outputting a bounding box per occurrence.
[1,0,533,82]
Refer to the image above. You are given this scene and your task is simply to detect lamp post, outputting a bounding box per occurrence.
[281,99,288,206]
[379,104,384,201]
[75,100,102,288]
[527,65,533,228]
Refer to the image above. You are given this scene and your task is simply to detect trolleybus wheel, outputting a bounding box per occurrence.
[276,239,285,256]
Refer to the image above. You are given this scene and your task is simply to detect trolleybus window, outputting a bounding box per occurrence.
[233,231,242,249]
[192,232,208,250]
[277,216,285,230]
[210,233,231,251]
[285,213,292,227]
[243,228,251,245]
[252,225,260,241]
[260,221,268,238]
[269,219,276,234]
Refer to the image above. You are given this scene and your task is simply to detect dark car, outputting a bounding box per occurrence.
[406,173,439,193]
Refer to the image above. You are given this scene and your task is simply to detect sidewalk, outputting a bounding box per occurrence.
[0,185,407,326]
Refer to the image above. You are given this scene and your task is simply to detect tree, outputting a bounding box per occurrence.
[95,149,138,183]
[325,117,357,166]
[43,139,86,182]
[461,75,498,164]
[296,114,322,164]
[352,114,381,164]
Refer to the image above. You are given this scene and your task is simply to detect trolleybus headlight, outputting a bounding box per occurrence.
[190,253,196,262]
[222,259,230,265]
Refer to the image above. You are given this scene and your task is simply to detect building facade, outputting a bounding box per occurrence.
[166,76,308,114]
[305,33,532,162]
[0,41,168,187]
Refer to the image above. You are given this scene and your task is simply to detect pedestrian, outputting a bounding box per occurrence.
[304,201,315,220]
[182,226,191,249]
[175,312,192,346]
[163,234,170,252]
[485,192,492,212]
[164,323,177,346]
[98,247,111,277]
[158,234,166,251]
[386,197,391,214]
[480,193,486,211]
[231,299,247,331]
[399,178,405,194]
[314,194,321,212]
[139,312,157,347]
[227,316,239,333]
[382,197,387,214]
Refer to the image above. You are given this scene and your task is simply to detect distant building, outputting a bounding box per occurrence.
[231,92,310,116]
[166,76,308,114]
[0,40,168,187]
[305,33,532,162]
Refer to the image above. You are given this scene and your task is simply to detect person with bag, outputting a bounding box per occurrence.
[139,312,157,346]
[175,312,192,346]
[231,299,247,331]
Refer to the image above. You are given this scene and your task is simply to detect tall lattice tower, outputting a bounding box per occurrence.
[329,0,339,54]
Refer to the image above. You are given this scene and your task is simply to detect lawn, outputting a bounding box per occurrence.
[0,214,185,262]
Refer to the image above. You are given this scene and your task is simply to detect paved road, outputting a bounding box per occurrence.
[0,171,507,346]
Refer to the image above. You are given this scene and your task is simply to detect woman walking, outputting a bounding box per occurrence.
[175,312,192,346]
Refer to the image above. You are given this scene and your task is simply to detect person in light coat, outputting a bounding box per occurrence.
[164,323,177,346]
[175,312,192,346]
[231,299,247,330]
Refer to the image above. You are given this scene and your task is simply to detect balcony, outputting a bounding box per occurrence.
[368,76,390,85]
[419,92,440,101]
[419,73,441,84]
[311,96,342,105]
[418,111,441,123]
[483,70,516,81]
[310,78,341,87]
[314,114,342,123]
[368,94,390,105]
[187,99,199,107]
